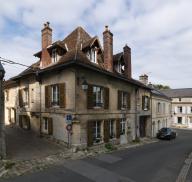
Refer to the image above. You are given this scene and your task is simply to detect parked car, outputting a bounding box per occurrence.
[156,128,177,140]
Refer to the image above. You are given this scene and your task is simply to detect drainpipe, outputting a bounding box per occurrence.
[135,87,138,140]
[150,91,153,139]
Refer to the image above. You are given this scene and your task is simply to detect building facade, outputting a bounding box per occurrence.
[139,75,172,137]
[4,23,153,148]
[162,88,192,128]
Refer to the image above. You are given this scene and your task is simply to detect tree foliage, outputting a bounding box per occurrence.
[152,84,170,90]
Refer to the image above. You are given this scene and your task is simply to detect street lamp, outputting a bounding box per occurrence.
[0,61,6,158]
[81,79,88,91]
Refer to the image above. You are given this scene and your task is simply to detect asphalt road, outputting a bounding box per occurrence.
[1,129,192,182]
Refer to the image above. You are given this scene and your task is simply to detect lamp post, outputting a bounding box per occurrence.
[0,61,6,158]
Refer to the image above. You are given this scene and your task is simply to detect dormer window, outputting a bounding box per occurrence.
[87,47,97,63]
[117,60,124,73]
[52,48,57,63]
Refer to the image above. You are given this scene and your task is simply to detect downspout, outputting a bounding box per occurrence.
[135,87,138,140]
[150,91,153,138]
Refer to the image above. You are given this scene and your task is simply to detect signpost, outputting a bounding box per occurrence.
[65,114,72,148]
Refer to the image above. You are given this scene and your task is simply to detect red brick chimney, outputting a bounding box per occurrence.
[123,44,132,79]
[41,22,52,68]
[103,26,113,72]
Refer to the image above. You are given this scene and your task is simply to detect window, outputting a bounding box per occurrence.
[52,49,57,63]
[191,107,192,113]
[142,96,150,111]
[157,102,161,113]
[51,85,59,106]
[118,91,130,110]
[31,88,34,103]
[120,118,126,135]
[121,92,128,108]
[44,118,48,130]
[179,98,181,102]
[42,117,53,135]
[178,106,182,113]
[93,86,104,107]
[5,90,9,101]
[178,117,182,124]
[92,121,101,143]
[87,48,97,63]
[109,120,115,139]
[23,88,29,106]
[189,117,192,123]
[117,61,124,73]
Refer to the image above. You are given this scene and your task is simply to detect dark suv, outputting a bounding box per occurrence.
[156,128,177,140]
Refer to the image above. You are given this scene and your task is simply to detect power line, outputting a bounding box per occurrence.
[0,56,34,69]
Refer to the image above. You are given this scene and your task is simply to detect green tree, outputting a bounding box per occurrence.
[152,84,170,90]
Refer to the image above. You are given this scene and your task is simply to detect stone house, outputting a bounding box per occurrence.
[139,75,172,137]
[162,88,192,128]
[4,22,152,147]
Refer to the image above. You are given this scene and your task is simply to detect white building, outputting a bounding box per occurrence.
[162,88,192,128]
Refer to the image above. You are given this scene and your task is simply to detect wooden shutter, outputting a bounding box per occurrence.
[19,115,23,128]
[87,85,93,109]
[87,121,93,146]
[116,119,120,139]
[147,96,150,110]
[48,118,53,135]
[19,89,23,107]
[59,83,66,108]
[104,87,109,109]
[142,96,145,110]
[104,120,109,143]
[118,90,122,110]
[127,92,131,110]
[25,115,31,130]
[45,85,51,108]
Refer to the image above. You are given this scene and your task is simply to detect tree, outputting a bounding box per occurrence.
[152,84,170,90]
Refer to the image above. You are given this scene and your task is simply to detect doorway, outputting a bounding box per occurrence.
[139,116,147,137]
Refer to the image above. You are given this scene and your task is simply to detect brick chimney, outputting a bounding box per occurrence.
[123,44,132,79]
[103,26,113,72]
[139,74,148,85]
[41,22,52,68]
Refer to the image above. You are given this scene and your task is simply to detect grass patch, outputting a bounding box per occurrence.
[105,143,117,151]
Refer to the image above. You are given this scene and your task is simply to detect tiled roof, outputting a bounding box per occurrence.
[161,88,192,98]
[151,88,171,100]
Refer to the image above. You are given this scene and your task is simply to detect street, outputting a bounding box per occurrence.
[1,129,192,182]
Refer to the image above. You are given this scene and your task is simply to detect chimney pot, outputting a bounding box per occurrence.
[123,44,132,79]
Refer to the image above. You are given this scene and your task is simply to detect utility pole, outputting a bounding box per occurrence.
[0,62,6,158]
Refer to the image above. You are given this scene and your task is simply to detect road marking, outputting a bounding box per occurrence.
[176,152,192,182]
[63,160,136,182]
[95,154,122,164]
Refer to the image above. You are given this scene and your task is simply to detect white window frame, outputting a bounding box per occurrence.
[120,118,126,135]
[178,106,182,113]
[93,121,101,143]
[121,92,128,109]
[143,96,149,111]
[52,48,57,63]
[93,86,103,107]
[87,47,97,64]
[109,120,115,139]
[51,85,59,106]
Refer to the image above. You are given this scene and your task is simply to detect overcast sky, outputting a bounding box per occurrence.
[0,0,191,88]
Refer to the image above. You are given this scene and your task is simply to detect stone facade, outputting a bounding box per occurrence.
[4,23,153,148]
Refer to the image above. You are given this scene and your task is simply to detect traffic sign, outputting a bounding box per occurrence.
[66,114,72,124]
[66,124,72,131]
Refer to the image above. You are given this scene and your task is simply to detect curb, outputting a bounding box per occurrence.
[176,152,192,182]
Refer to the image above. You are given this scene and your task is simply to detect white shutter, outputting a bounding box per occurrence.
[187,106,190,114]
[182,106,186,114]
[175,107,177,113]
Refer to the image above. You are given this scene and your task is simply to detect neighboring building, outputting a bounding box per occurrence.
[4,23,152,148]
[139,74,172,137]
[162,88,192,128]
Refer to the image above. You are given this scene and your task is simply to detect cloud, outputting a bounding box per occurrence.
[0,0,192,88]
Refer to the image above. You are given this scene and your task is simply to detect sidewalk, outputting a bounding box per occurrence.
[0,138,158,179]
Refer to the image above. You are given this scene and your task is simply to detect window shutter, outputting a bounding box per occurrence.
[19,89,23,107]
[147,96,150,110]
[87,85,93,109]
[45,85,51,108]
[48,118,53,135]
[118,90,122,110]
[87,121,93,146]
[25,115,31,130]
[116,119,120,139]
[19,115,23,128]
[59,83,66,108]
[104,120,109,143]
[127,92,131,110]
[104,87,109,109]
[142,96,145,110]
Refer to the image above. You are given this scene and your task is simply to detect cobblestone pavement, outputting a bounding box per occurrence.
[0,135,158,179]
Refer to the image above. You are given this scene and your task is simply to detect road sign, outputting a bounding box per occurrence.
[66,124,72,131]
[66,114,72,124]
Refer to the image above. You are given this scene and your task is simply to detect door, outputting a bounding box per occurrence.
[139,116,146,137]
